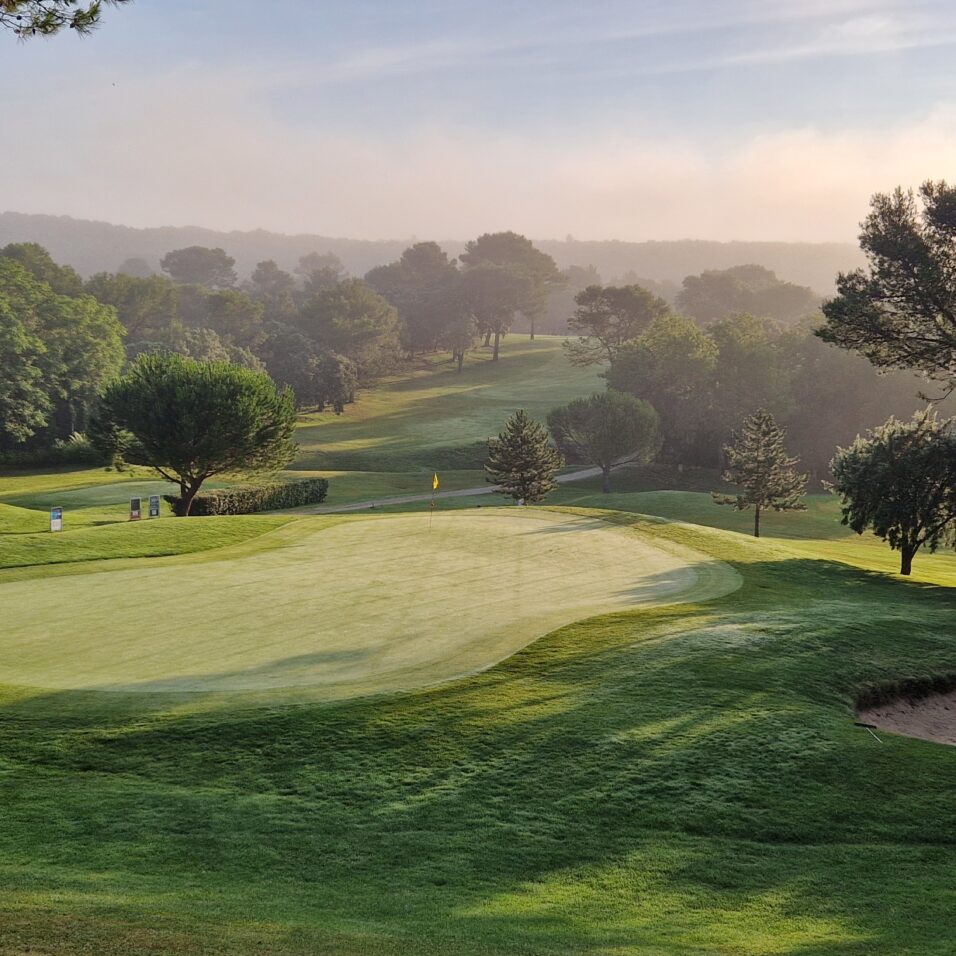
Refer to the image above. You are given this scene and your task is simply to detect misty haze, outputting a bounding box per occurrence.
[2,3,955,955]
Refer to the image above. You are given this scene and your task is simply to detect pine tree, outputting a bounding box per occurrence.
[485,410,564,503]
[713,409,807,537]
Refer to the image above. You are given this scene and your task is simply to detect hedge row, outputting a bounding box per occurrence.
[165,477,329,516]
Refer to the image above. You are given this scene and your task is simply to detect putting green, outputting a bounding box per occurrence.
[1,509,739,697]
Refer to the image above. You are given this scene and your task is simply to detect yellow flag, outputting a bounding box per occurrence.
[432,473,440,491]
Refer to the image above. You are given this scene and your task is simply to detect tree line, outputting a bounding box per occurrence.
[0,231,567,454]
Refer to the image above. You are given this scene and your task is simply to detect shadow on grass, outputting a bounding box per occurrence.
[1,551,955,953]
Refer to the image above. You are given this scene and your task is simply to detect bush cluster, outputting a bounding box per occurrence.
[0,435,107,469]
[165,477,328,516]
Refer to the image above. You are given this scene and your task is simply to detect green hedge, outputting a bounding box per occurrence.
[165,478,328,516]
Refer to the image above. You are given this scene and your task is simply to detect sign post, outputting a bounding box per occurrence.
[148,495,161,518]
[130,497,142,521]
[50,506,63,532]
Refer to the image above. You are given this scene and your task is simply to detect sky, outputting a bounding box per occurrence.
[2,0,956,242]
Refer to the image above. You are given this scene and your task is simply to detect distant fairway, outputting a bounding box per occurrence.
[0,509,737,695]
[292,336,603,473]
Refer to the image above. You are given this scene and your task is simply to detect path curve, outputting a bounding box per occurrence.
[295,466,604,514]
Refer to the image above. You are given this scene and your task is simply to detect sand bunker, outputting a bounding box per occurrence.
[858,690,956,746]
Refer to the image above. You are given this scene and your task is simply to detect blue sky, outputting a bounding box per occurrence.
[2,0,955,240]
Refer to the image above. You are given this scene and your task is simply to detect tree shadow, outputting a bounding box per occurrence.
[1,551,955,952]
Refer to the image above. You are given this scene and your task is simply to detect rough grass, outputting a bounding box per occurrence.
[0,514,293,572]
[0,513,954,954]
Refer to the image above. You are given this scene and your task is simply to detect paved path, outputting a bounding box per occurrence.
[298,466,605,514]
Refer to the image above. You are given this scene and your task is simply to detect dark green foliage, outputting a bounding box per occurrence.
[91,352,297,516]
[485,409,563,502]
[0,257,124,443]
[459,231,562,340]
[0,242,83,295]
[165,478,328,516]
[710,313,792,433]
[564,283,670,365]
[0,433,106,468]
[830,411,956,574]
[0,298,49,447]
[548,390,661,492]
[460,262,531,361]
[678,264,819,326]
[161,246,237,289]
[607,313,720,464]
[259,323,356,411]
[0,0,129,37]
[298,278,402,381]
[714,409,807,537]
[295,251,345,298]
[819,181,956,385]
[84,271,177,342]
[365,242,465,356]
[248,259,297,322]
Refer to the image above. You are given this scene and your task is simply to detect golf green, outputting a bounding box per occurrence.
[1,509,739,696]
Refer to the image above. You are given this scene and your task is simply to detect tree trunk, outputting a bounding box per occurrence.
[753,505,761,538]
[602,464,611,493]
[176,480,202,517]
[900,544,916,576]
[493,330,501,361]
[456,349,464,373]
[530,316,535,341]
[483,330,492,347]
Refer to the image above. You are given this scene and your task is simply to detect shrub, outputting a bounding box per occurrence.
[164,477,328,516]
[0,434,108,469]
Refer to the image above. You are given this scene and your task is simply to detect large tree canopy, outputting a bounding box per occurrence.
[91,352,298,516]
[678,265,819,326]
[0,257,124,440]
[1,0,129,37]
[548,391,661,493]
[161,246,238,289]
[830,411,956,575]
[459,231,562,340]
[365,242,464,356]
[818,181,956,387]
[460,263,531,362]
[297,278,401,380]
[564,283,670,366]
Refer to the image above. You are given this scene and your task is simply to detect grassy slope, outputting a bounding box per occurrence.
[291,337,603,474]
[1,336,955,953]
[1,514,954,955]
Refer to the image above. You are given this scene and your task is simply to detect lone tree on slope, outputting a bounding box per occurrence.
[830,411,956,575]
[90,352,298,516]
[714,409,807,537]
[486,409,563,504]
[548,390,661,493]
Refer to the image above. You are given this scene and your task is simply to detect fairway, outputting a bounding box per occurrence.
[0,509,739,696]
